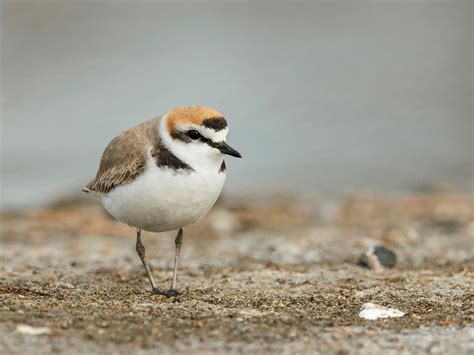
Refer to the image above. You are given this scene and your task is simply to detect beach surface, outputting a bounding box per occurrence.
[1,192,473,354]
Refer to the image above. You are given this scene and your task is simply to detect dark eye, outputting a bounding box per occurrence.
[187,130,201,140]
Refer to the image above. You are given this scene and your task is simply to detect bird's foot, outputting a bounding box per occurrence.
[151,288,181,298]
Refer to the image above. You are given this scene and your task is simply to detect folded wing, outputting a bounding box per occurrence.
[85,117,161,194]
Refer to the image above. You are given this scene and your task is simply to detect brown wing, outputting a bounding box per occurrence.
[85,117,161,194]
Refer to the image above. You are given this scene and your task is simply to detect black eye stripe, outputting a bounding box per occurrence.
[171,131,191,142]
[172,129,220,148]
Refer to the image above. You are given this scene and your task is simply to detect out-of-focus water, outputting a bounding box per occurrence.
[1,1,472,208]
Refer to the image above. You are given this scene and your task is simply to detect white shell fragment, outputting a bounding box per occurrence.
[359,302,405,320]
[16,324,52,335]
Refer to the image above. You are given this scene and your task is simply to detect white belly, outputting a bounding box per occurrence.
[101,163,226,232]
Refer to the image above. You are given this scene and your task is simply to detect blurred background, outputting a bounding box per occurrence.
[1,3,473,352]
[1,0,472,209]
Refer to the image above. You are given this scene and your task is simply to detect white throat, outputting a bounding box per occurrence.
[159,115,225,172]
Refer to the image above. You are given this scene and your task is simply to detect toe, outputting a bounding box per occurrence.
[151,288,181,297]
[166,289,180,297]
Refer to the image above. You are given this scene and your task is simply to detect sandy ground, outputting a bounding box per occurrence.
[0,192,473,354]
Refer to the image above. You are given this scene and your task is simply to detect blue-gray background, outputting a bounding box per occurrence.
[1,1,472,208]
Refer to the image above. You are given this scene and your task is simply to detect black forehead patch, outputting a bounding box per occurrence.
[202,117,227,131]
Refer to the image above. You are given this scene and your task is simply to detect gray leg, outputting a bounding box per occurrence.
[135,228,158,290]
[171,228,184,291]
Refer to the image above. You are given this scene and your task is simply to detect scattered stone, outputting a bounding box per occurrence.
[137,302,155,309]
[54,281,76,289]
[359,245,397,271]
[353,288,378,300]
[354,291,366,299]
[239,309,264,318]
[16,324,51,335]
[358,302,405,320]
[381,227,419,245]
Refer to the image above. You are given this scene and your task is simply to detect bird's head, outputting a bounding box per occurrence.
[160,106,241,170]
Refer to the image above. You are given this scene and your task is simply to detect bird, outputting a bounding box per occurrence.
[83,106,242,297]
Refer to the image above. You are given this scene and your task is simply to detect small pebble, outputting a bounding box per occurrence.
[54,281,75,289]
[16,325,51,335]
[358,302,405,320]
[359,245,397,270]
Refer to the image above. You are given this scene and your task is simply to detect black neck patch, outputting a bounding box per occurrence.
[219,160,226,173]
[153,143,193,171]
[202,117,227,131]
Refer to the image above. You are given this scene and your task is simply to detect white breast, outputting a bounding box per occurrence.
[101,154,226,232]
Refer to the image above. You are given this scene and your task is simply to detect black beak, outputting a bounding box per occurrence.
[217,142,242,158]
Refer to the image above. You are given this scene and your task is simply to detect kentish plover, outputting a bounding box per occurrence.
[84,106,241,296]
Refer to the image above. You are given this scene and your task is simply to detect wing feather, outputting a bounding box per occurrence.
[85,117,161,194]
